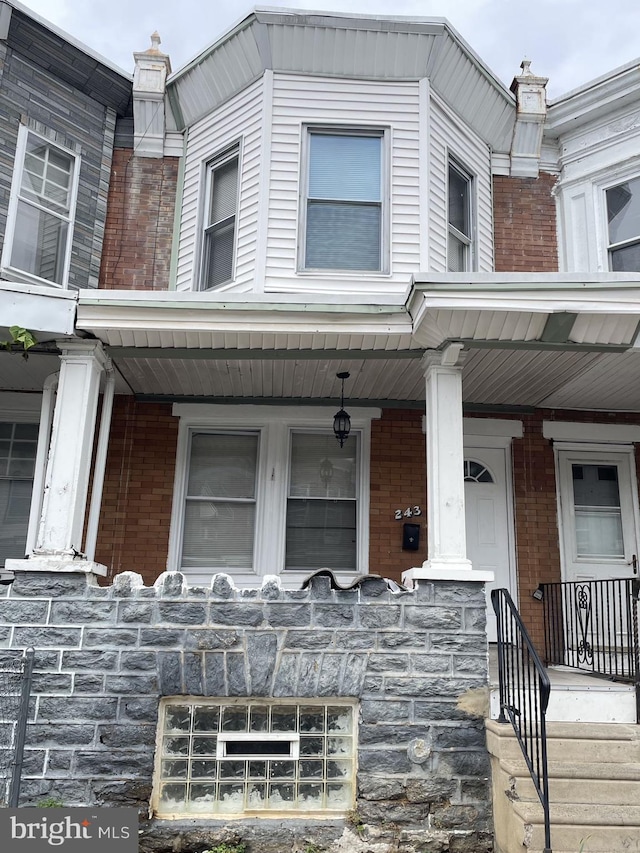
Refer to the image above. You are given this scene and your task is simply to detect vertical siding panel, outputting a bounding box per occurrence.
[177,78,264,292]
[429,92,494,272]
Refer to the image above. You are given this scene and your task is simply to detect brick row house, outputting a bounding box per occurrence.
[1,6,640,851]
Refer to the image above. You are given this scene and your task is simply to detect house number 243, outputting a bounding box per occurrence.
[394,506,422,520]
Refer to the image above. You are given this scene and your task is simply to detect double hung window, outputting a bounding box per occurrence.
[285,432,357,573]
[303,129,385,272]
[0,422,38,566]
[447,159,474,272]
[606,176,640,271]
[181,432,258,571]
[201,147,239,289]
[173,413,368,584]
[3,127,78,286]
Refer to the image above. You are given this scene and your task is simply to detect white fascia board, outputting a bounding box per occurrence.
[408,274,640,315]
[0,281,77,337]
[546,59,640,138]
[77,290,412,334]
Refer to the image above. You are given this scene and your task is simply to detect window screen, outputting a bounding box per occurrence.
[285,432,357,572]
[181,432,258,569]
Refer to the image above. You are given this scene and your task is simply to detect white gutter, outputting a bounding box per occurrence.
[84,364,115,563]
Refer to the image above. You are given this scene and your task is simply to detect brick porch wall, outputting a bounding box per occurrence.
[96,398,178,584]
[98,149,179,290]
[93,402,640,649]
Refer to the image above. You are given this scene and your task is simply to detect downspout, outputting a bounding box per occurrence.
[84,364,115,562]
[25,373,58,554]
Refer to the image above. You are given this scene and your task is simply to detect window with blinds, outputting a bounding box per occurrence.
[181,432,258,570]
[447,159,474,272]
[303,130,384,271]
[201,148,239,290]
[285,432,358,572]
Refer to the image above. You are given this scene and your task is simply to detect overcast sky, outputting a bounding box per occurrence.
[19,0,640,99]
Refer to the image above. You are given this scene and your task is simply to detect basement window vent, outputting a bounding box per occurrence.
[153,698,357,817]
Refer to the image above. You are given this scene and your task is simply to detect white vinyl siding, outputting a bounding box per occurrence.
[267,74,420,294]
[429,93,493,272]
[176,78,264,292]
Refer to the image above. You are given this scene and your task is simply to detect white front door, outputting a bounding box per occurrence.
[556,448,640,582]
[464,446,515,642]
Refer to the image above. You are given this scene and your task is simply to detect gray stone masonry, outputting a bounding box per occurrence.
[0,570,492,853]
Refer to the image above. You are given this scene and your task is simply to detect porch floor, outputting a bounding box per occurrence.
[488,645,637,724]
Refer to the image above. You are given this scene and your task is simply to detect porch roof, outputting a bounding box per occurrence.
[69,276,640,411]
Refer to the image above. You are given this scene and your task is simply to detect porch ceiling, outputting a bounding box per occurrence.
[103,346,640,411]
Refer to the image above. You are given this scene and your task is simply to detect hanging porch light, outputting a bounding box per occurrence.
[333,371,351,448]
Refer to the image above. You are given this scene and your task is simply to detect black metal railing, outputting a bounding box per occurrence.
[542,578,640,724]
[492,588,552,853]
[0,648,35,807]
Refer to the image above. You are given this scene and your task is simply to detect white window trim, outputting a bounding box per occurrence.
[168,405,379,587]
[1,125,80,289]
[197,141,242,292]
[542,421,640,444]
[593,167,640,273]
[297,125,390,276]
[446,153,476,273]
[601,172,640,272]
[553,443,640,579]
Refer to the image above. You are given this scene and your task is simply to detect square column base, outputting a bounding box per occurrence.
[403,562,494,586]
[5,556,107,576]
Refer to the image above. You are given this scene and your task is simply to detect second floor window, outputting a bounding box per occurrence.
[201,147,239,289]
[447,159,473,272]
[302,129,385,272]
[606,176,640,271]
[3,127,78,286]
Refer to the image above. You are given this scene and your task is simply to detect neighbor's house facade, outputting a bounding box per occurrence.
[2,7,640,850]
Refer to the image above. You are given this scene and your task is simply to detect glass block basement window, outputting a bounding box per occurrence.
[154,699,356,816]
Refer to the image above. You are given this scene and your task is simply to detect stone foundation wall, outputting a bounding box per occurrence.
[0,570,492,853]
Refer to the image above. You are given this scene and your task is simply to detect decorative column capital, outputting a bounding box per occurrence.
[56,338,109,367]
[421,343,468,374]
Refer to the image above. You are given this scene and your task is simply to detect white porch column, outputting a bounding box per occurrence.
[7,340,109,575]
[403,344,492,585]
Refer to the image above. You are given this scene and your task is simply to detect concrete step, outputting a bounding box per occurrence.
[486,719,640,765]
[511,801,640,852]
[508,770,639,806]
[501,755,640,806]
